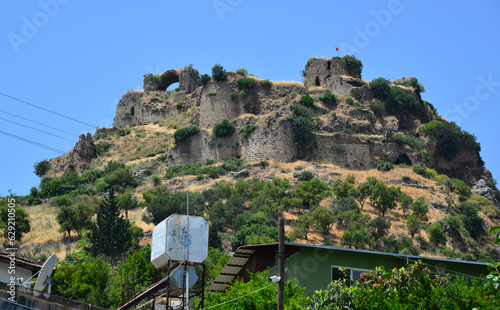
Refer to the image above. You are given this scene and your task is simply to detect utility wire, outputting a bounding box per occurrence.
[0,108,79,137]
[0,129,66,154]
[0,116,76,142]
[0,92,96,128]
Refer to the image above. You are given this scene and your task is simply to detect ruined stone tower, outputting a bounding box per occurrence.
[303,56,361,88]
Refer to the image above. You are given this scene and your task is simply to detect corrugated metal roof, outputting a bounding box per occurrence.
[208,248,255,292]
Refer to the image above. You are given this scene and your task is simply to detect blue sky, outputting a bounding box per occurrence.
[1,1,499,196]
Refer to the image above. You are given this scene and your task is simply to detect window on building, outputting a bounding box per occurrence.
[130,106,135,116]
[315,76,320,86]
[331,266,369,285]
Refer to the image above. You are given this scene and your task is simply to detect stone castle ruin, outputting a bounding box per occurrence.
[104,56,482,181]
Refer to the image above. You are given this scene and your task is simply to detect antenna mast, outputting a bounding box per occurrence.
[185,190,190,310]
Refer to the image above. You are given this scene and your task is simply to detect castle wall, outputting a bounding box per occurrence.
[304,57,355,88]
[198,81,243,129]
[240,121,296,162]
[113,91,181,128]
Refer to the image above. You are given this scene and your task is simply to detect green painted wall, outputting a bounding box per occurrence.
[270,246,489,297]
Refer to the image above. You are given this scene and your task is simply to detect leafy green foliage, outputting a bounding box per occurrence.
[370,182,401,217]
[173,126,200,143]
[388,86,421,115]
[309,261,499,309]
[57,202,95,238]
[376,160,394,172]
[230,91,238,100]
[427,222,447,246]
[290,105,316,156]
[411,196,429,221]
[294,178,330,212]
[368,216,391,240]
[370,77,391,100]
[420,121,481,160]
[0,198,30,244]
[340,227,372,249]
[456,202,484,238]
[202,270,307,310]
[199,73,211,85]
[318,91,337,105]
[116,190,139,218]
[236,77,257,89]
[211,64,227,82]
[312,207,334,235]
[87,189,137,258]
[340,55,363,77]
[406,215,421,238]
[213,119,236,137]
[299,95,316,109]
[259,79,273,87]
[448,178,472,197]
[386,132,424,149]
[241,124,256,139]
[143,191,204,225]
[33,159,50,177]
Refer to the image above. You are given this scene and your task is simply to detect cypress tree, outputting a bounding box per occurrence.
[88,188,132,258]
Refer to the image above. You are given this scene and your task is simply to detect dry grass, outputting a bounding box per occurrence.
[272,80,304,87]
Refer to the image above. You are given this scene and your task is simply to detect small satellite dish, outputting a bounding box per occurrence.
[33,254,57,293]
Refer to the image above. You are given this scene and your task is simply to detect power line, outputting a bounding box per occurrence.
[0,129,66,154]
[0,116,76,142]
[0,92,96,128]
[0,108,79,137]
[201,283,276,310]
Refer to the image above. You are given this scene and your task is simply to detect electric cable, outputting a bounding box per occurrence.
[0,116,76,142]
[0,92,96,128]
[0,108,79,137]
[0,129,66,154]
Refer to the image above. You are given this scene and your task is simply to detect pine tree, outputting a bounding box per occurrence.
[88,188,132,258]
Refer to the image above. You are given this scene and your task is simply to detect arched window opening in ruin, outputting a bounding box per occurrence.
[166,82,179,92]
[326,75,331,84]
[130,106,135,116]
[315,76,320,86]
[395,154,412,166]
[327,61,331,71]
[157,70,180,92]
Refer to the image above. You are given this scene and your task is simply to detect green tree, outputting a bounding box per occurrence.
[294,178,330,212]
[231,223,279,249]
[211,64,228,82]
[356,177,379,209]
[56,204,74,238]
[208,224,222,250]
[456,202,484,238]
[290,214,313,240]
[290,105,316,156]
[368,216,391,240]
[340,228,371,249]
[399,193,413,216]
[0,198,31,244]
[427,222,447,246]
[116,190,139,218]
[411,196,429,221]
[71,202,95,236]
[33,159,50,177]
[370,77,391,100]
[371,183,401,217]
[143,191,203,225]
[332,179,356,199]
[87,189,133,258]
[406,215,421,238]
[312,207,334,235]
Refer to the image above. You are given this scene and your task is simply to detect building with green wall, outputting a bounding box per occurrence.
[210,242,490,296]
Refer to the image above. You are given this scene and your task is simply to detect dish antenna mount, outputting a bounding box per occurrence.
[23,254,57,294]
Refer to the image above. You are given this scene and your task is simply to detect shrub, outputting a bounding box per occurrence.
[236,68,248,75]
[290,105,316,155]
[298,171,314,182]
[299,95,316,109]
[387,133,423,149]
[456,202,484,238]
[259,79,273,87]
[449,178,471,197]
[369,100,385,116]
[239,90,248,97]
[411,197,429,221]
[208,92,216,96]
[33,159,50,177]
[213,119,236,137]
[241,124,256,139]
[340,55,363,77]
[318,91,337,105]
[412,165,434,179]
[152,176,161,186]
[345,97,355,106]
[370,77,391,100]
[173,126,200,143]
[117,128,130,136]
[211,64,227,82]
[199,73,211,85]
[236,77,257,89]
[427,222,447,246]
[230,92,238,100]
[388,86,421,115]
[376,160,394,172]
[351,88,363,101]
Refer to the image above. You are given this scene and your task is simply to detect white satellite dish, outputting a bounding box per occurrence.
[33,254,57,293]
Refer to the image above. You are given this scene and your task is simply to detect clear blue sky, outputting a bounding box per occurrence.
[1,1,499,196]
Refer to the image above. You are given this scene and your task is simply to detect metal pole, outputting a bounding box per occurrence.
[278,217,285,310]
[186,190,190,310]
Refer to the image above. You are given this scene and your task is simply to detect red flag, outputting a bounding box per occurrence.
[335,47,339,51]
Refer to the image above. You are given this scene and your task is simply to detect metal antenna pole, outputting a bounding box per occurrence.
[278,217,285,310]
[186,190,190,310]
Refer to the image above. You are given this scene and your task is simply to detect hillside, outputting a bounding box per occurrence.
[4,55,500,265]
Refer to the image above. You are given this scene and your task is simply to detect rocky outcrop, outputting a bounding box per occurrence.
[70,133,95,174]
